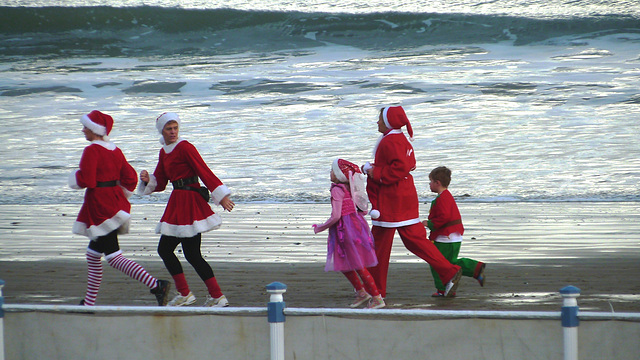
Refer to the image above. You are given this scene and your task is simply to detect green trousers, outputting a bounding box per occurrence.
[430,241,480,292]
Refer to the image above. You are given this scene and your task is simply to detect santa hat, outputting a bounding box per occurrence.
[81,110,113,140]
[382,106,413,141]
[332,158,361,183]
[332,159,369,212]
[156,112,180,134]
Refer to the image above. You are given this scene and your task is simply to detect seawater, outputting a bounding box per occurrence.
[0,1,639,205]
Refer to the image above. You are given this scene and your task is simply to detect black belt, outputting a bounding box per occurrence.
[96,180,117,187]
[172,176,199,188]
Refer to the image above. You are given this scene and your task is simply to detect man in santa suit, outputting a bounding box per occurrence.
[138,112,235,308]
[363,106,462,298]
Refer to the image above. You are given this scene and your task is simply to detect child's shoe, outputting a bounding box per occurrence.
[349,289,372,308]
[366,295,386,309]
[432,290,455,298]
[168,291,196,306]
[475,262,486,287]
[204,295,229,307]
[444,269,463,297]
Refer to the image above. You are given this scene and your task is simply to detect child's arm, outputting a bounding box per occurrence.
[312,186,344,233]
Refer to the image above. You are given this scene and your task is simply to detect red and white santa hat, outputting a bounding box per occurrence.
[382,105,413,141]
[156,112,180,134]
[81,110,113,140]
[332,158,361,183]
[332,158,369,212]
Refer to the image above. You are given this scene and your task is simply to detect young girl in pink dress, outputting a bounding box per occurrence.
[313,159,385,309]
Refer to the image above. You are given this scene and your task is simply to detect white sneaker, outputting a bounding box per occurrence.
[444,269,463,298]
[350,289,372,308]
[204,295,229,307]
[168,291,196,306]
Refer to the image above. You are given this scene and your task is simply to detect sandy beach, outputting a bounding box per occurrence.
[1,202,639,312]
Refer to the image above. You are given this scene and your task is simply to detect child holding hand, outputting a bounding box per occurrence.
[313,159,385,309]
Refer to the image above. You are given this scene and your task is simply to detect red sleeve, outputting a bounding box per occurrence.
[152,150,169,192]
[183,142,224,192]
[117,148,138,192]
[76,145,98,188]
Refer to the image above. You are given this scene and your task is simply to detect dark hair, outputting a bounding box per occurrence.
[429,166,451,188]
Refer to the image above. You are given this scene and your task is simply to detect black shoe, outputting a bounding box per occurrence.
[79,299,85,305]
[151,279,172,306]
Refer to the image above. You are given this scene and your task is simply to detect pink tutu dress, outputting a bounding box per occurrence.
[316,183,378,272]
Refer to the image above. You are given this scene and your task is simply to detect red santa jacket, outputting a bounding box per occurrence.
[426,189,464,241]
[367,130,421,227]
[69,141,137,239]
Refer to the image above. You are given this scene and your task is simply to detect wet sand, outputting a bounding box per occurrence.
[1,202,639,312]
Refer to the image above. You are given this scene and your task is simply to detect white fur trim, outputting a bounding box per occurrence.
[156,112,180,134]
[332,159,348,183]
[119,184,133,199]
[382,107,391,129]
[161,138,183,152]
[68,169,81,189]
[371,218,421,228]
[81,114,107,136]
[211,184,231,205]
[369,209,380,219]
[73,210,131,240]
[137,174,158,195]
[92,140,116,150]
[155,213,223,237]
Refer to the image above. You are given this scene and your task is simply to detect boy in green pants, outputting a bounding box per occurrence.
[422,166,486,297]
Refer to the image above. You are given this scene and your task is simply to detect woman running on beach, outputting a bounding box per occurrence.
[138,112,235,307]
[69,110,171,306]
[312,159,385,309]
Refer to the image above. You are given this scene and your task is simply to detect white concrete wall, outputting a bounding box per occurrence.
[3,306,640,360]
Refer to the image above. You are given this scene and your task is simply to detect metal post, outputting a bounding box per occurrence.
[1,279,5,360]
[560,285,580,360]
[266,282,287,360]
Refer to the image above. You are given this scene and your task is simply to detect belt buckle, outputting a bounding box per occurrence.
[175,178,184,187]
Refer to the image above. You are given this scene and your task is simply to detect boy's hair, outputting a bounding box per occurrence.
[429,166,452,188]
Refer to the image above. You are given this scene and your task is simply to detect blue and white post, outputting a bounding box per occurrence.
[266,282,287,360]
[1,279,5,360]
[560,285,580,360]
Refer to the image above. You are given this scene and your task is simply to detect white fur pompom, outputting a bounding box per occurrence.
[369,209,380,219]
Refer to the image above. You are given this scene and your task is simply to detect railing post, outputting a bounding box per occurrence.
[1,279,5,360]
[266,282,287,360]
[560,285,580,360]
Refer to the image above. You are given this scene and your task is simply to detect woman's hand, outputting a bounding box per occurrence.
[220,196,235,212]
[140,170,149,183]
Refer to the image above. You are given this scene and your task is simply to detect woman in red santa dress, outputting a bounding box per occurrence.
[138,112,235,307]
[362,105,463,299]
[69,110,171,306]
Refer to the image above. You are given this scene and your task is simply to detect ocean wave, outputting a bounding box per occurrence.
[1,6,639,57]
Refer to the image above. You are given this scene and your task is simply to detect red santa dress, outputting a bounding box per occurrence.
[138,139,230,238]
[69,140,137,240]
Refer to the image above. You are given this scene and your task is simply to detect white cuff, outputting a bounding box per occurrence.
[211,184,231,205]
[68,169,81,189]
[137,174,157,195]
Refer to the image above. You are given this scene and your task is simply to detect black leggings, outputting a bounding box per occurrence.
[157,233,214,281]
[88,230,120,255]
